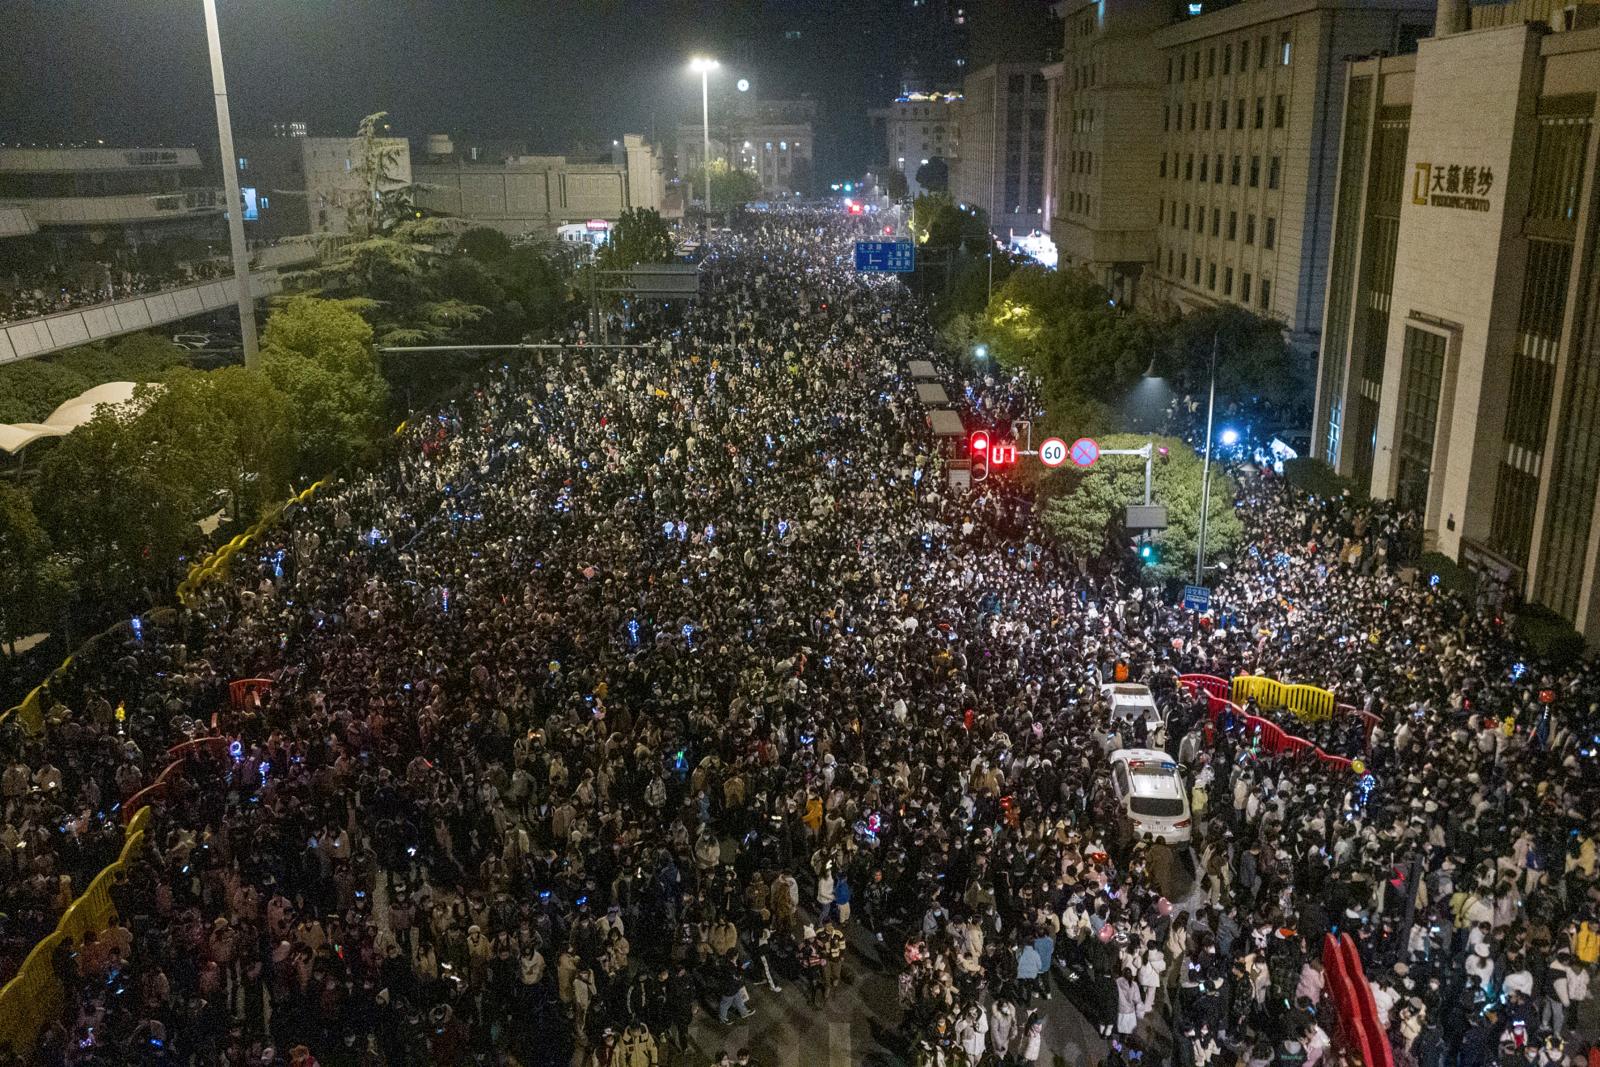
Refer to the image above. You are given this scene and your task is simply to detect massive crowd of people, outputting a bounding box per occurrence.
[2,212,1598,1067]
[0,260,229,323]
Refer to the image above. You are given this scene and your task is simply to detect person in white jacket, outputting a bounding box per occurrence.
[1019,1011,1044,1065]
[1116,969,1143,1035]
[1138,947,1166,1015]
[1546,949,1588,1036]
[956,1003,989,1062]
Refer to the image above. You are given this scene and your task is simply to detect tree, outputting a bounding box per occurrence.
[1160,303,1309,415]
[598,208,675,271]
[346,111,415,237]
[912,194,988,253]
[36,404,213,605]
[0,484,51,656]
[1040,433,1243,579]
[204,366,295,516]
[289,217,487,347]
[984,266,1161,407]
[884,168,910,202]
[915,157,950,193]
[260,297,388,478]
[687,161,763,207]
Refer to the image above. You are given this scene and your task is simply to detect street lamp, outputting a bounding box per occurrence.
[1194,333,1220,585]
[689,56,719,215]
[1220,428,1240,447]
[201,0,258,370]
[973,344,988,360]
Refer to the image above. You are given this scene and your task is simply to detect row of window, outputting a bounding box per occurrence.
[1073,63,1099,91]
[1071,150,1094,176]
[1073,108,1098,134]
[1165,94,1286,133]
[1160,151,1282,190]
[1069,190,1093,215]
[1162,248,1273,309]
[1166,32,1292,83]
[1164,201,1277,249]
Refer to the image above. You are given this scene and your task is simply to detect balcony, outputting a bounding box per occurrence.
[0,189,226,226]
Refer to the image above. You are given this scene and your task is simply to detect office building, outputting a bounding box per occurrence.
[870,91,963,194]
[0,146,225,249]
[1050,0,1431,337]
[236,129,413,240]
[1313,10,1600,643]
[951,62,1053,237]
[674,98,817,197]
[413,135,668,236]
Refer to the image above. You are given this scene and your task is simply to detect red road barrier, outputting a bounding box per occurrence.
[1177,676,1354,771]
[1322,932,1395,1067]
[124,733,237,823]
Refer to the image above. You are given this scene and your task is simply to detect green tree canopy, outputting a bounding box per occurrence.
[0,483,52,654]
[883,168,909,201]
[598,208,676,271]
[915,157,950,192]
[687,161,763,207]
[983,266,1161,409]
[260,297,388,478]
[1040,433,1243,580]
[1160,303,1307,414]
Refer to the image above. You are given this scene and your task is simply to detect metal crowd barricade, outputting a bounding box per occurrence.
[0,806,153,1054]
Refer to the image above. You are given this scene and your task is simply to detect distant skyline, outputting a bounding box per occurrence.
[3,0,999,185]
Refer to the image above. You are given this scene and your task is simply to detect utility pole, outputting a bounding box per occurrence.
[1194,332,1219,584]
[201,0,259,370]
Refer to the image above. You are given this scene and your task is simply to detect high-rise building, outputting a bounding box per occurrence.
[1312,8,1600,644]
[1050,0,1431,339]
[951,63,1053,237]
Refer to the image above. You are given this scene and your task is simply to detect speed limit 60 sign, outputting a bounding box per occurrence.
[1038,437,1067,467]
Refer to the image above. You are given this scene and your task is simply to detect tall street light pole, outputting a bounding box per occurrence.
[1194,332,1219,585]
[201,0,259,370]
[690,57,719,218]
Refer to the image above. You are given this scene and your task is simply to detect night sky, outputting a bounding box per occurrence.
[4,0,936,184]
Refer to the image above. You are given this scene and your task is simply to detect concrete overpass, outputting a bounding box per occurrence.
[0,241,322,364]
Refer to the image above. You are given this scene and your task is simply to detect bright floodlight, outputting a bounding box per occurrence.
[690,56,720,73]
[973,344,989,359]
[737,78,751,92]
[1220,428,1240,446]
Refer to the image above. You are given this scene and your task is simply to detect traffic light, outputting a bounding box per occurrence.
[970,431,990,483]
[1138,540,1160,566]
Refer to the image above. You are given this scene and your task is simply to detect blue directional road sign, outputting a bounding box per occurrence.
[1183,584,1212,612]
[854,240,916,273]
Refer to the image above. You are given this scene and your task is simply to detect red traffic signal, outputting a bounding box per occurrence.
[970,430,990,455]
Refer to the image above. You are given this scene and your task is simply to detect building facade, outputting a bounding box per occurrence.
[1049,0,1171,304]
[413,135,667,236]
[0,146,225,248]
[871,91,964,195]
[951,62,1053,237]
[1049,0,1431,337]
[1313,16,1600,643]
[674,98,817,197]
[236,130,413,240]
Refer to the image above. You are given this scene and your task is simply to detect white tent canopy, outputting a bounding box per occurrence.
[0,381,151,454]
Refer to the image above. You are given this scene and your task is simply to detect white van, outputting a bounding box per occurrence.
[1108,748,1192,845]
[1100,682,1164,733]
